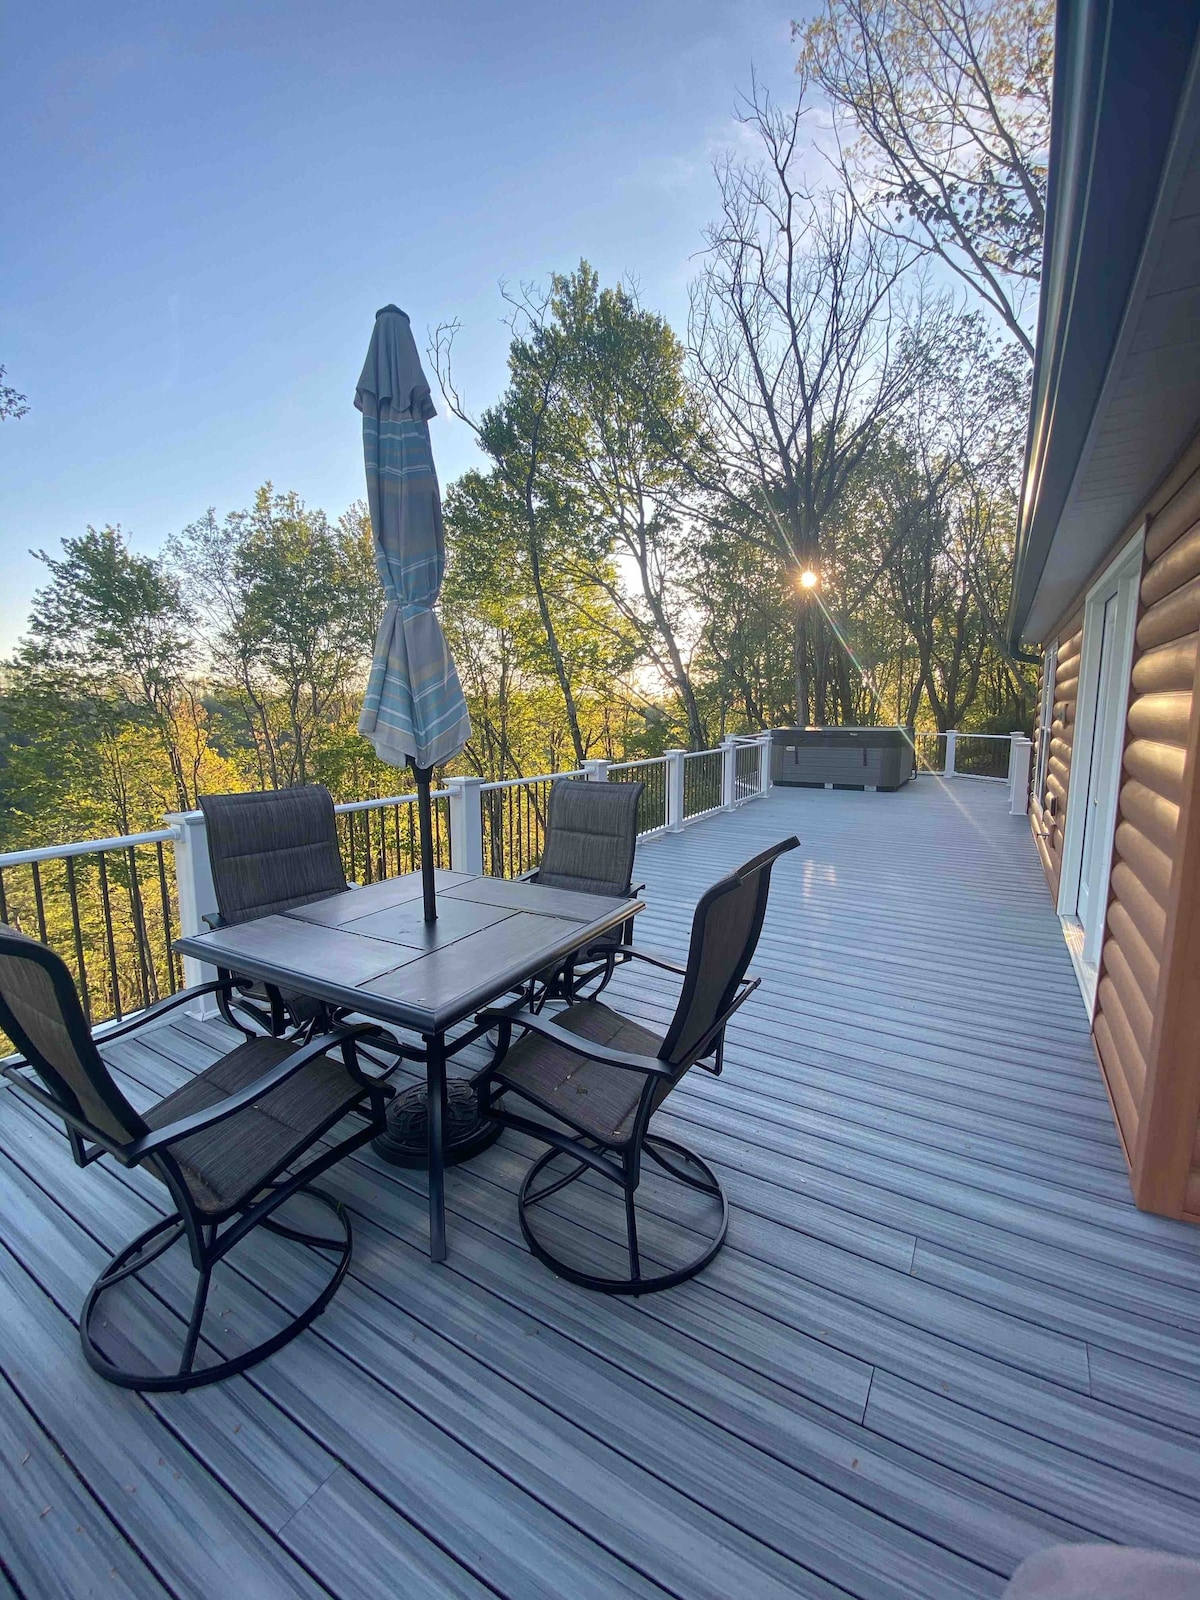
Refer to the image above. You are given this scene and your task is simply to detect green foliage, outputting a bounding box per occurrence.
[0,363,28,421]
[171,487,382,789]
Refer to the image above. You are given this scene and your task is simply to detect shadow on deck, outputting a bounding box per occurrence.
[4,779,1200,1600]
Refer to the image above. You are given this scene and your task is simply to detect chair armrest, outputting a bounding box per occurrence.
[95,979,233,1045]
[476,1004,674,1078]
[517,868,539,883]
[125,1023,383,1158]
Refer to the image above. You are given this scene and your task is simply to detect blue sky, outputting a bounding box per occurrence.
[0,0,812,650]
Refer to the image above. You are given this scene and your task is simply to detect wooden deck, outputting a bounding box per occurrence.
[4,777,1200,1600]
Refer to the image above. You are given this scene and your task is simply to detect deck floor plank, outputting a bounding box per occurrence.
[5,779,1200,1598]
[0,1374,169,1600]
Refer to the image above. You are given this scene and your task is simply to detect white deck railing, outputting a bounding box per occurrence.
[0,725,1032,1037]
[911,729,1033,813]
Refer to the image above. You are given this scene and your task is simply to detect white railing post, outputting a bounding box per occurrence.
[445,777,485,875]
[163,809,220,1017]
[1009,734,1034,816]
[944,730,958,778]
[758,731,773,795]
[665,750,686,831]
[721,735,738,810]
[582,758,610,782]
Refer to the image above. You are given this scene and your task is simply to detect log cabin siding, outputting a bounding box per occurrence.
[1032,620,1083,895]
[1094,468,1200,1210]
[1133,469,1200,1217]
[1028,457,1200,1215]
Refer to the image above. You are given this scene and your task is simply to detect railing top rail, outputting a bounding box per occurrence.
[163,793,450,830]
[0,828,181,870]
[6,736,775,875]
[478,770,584,793]
[333,792,447,815]
[606,756,669,772]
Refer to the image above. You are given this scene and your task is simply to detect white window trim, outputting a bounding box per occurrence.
[1056,525,1145,1013]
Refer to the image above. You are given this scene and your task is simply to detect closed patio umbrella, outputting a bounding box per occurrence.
[356,304,471,922]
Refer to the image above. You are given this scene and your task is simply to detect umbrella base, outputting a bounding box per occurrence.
[372,1080,503,1169]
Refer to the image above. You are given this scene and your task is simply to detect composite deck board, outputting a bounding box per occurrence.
[0,1373,168,1600]
[4,779,1200,1596]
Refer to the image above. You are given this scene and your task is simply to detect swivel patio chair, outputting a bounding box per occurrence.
[523,776,645,1004]
[0,925,394,1391]
[199,785,351,1037]
[476,835,799,1294]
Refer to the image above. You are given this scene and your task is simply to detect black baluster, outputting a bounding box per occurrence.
[65,856,91,1019]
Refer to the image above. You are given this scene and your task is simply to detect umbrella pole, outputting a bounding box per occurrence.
[410,762,438,922]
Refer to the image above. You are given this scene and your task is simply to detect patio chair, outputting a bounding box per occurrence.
[0,924,394,1391]
[523,776,645,1003]
[199,785,351,1037]
[475,835,799,1294]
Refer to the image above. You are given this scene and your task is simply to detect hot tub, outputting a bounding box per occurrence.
[771,727,914,791]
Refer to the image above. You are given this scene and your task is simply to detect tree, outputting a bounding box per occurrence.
[797,0,1053,356]
[434,284,637,766]
[690,509,797,734]
[551,265,711,749]
[171,486,379,788]
[442,465,637,778]
[846,311,1034,729]
[0,364,28,421]
[689,83,927,723]
[20,526,200,810]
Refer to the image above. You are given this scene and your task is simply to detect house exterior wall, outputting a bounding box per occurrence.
[1031,618,1083,897]
[1031,441,1200,1215]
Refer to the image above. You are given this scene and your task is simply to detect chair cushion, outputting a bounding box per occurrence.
[199,787,348,925]
[533,779,641,897]
[493,1000,664,1145]
[1002,1545,1200,1598]
[144,1036,364,1215]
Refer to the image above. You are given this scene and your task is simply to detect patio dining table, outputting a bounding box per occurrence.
[174,868,643,1262]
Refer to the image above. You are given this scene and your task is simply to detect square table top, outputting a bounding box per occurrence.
[174,869,642,1035]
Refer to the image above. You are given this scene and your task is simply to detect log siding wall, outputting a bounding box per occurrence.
[1032,620,1083,897]
[1034,454,1200,1217]
[1122,471,1200,1216]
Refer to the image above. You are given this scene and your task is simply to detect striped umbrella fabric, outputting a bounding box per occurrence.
[355,304,471,772]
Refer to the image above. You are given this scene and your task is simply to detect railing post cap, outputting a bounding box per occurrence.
[163,809,203,827]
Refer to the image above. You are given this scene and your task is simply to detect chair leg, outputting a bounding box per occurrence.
[643,1135,723,1194]
[525,1154,590,1207]
[178,1260,213,1376]
[516,1138,727,1296]
[79,1187,353,1392]
[215,981,258,1040]
[624,1184,642,1287]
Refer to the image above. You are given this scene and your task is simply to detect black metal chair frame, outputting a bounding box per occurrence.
[0,932,397,1392]
[476,836,799,1295]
